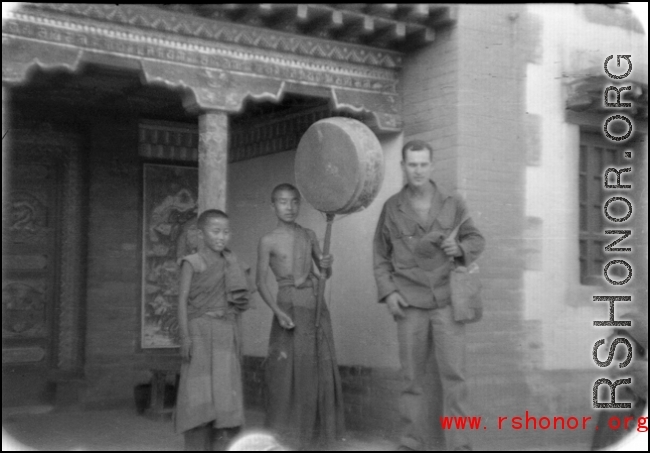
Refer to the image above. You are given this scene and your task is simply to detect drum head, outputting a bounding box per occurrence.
[295,117,383,214]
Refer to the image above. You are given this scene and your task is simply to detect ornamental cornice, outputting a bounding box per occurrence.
[3,7,402,132]
[2,10,398,93]
[19,3,403,70]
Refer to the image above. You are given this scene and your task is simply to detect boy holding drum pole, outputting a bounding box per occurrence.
[256,183,345,449]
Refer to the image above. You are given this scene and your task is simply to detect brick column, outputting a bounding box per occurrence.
[198,111,229,212]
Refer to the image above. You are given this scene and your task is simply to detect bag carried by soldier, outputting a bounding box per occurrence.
[448,216,482,323]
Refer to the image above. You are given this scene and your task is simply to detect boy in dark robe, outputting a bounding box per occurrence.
[256,183,345,449]
[175,209,254,451]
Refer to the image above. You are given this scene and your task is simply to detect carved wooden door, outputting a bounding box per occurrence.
[2,156,61,370]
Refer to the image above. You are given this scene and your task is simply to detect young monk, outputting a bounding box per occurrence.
[256,183,345,449]
[175,209,254,451]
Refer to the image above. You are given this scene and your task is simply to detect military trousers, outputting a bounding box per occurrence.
[396,305,471,451]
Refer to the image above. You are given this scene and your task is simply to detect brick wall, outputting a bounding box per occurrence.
[83,117,181,407]
[402,25,459,187]
[401,4,534,420]
[456,4,531,417]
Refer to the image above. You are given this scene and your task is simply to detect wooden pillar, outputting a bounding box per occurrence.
[2,85,7,137]
[2,86,10,204]
[2,85,13,244]
[198,111,229,212]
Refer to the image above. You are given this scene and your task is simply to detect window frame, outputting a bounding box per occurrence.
[578,130,627,285]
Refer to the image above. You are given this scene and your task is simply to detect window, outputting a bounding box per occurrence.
[578,130,626,285]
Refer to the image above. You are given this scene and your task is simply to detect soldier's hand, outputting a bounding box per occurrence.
[386,292,409,320]
[319,254,334,269]
[180,338,192,362]
[441,237,462,257]
[276,310,295,330]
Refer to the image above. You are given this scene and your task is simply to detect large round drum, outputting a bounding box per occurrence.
[295,117,384,215]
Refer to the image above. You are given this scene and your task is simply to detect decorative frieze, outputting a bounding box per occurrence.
[139,121,199,162]
[3,6,402,132]
[230,106,331,162]
[21,3,404,69]
[139,107,363,165]
[230,106,362,163]
[2,16,397,92]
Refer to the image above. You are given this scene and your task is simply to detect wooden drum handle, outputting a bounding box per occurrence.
[315,213,335,328]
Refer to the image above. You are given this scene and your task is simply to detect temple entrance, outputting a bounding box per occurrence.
[2,64,195,407]
[2,144,63,406]
[2,62,352,408]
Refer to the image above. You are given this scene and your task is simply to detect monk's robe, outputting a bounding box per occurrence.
[174,250,253,435]
[265,224,345,447]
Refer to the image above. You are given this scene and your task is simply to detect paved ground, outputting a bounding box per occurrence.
[2,406,396,451]
[2,405,645,451]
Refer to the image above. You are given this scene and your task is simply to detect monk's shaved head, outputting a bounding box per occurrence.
[271,183,301,202]
[197,209,228,230]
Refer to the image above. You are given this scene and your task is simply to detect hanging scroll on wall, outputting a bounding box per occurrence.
[141,163,199,349]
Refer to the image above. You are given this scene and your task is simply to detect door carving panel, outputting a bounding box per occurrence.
[3,160,60,367]
[2,129,85,372]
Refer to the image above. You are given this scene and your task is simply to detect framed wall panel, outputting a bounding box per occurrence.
[141,163,199,349]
